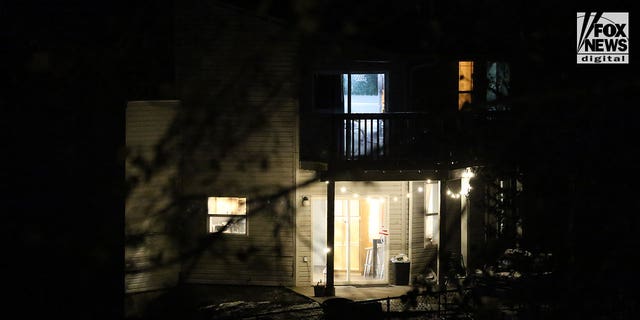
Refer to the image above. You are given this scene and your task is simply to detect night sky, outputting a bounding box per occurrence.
[5,0,638,318]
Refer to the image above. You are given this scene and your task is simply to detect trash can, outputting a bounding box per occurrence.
[391,253,410,285]
[392,261,410,285]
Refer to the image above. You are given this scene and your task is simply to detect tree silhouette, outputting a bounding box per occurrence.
[121,1,640,319]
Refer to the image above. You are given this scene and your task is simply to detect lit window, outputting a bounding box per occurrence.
[207,197,247,234]
[424,181,440,247]
[458,61,474,110]
[342,73,385,113]
[486,62,510,111]
[458,61,511,111]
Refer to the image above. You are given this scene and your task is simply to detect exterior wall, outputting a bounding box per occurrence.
[295,177,409,286]
[175,2,299,286]
[295,170,325,286]
[409,181,438,283]
[125,100,181,293]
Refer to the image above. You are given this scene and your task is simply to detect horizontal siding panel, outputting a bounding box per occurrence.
[186,255,295,286]
[176,2,298,287]
[126,101,181,293]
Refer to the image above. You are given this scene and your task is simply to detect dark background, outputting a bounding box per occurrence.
[4,0,637,318]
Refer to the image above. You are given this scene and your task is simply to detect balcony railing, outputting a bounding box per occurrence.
[327,111,513,166]
[333,113,447,163]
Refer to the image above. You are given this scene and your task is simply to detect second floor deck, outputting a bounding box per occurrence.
[300,110,516,172]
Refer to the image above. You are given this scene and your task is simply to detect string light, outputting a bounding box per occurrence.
[447,189,465,199]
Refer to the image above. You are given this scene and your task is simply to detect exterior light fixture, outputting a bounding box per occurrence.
[418,186,424,193]
[340,186,347,193]
[301,196,310,207]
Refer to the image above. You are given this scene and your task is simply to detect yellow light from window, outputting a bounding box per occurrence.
[459,61,474,91]
[458,61,474,110]
[207,197,246,215]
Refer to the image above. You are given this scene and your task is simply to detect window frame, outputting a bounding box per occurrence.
[458,61,474,110]
[311,68,390,113]
[423,180,441,248]
[458,60,512,111]
[207,196,248,235]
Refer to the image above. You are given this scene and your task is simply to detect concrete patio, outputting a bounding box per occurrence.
[289,285,413,303]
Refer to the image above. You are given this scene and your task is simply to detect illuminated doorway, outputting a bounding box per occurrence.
[312,195,389,285]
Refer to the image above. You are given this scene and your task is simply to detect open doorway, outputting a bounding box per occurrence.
[312,194,389,285]
[342,73,386,159]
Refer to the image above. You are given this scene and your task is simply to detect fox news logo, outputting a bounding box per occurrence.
[577,12,629,64]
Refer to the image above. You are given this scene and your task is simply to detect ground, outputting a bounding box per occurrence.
[125,284,323,319]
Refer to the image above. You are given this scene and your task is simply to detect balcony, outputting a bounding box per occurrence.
[300,111,514,171]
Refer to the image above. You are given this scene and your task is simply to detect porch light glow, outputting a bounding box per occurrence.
[462,167,475,178]
[427,179,431,183]
[393,196,398,202]
[461,169,473,196]
[353,193,359,198]
[323,247,331,254]
[325,181,330,184]
[366,197,385,203]
[340,186,347,193]
[418,186,424,193]
[406,193,411,198]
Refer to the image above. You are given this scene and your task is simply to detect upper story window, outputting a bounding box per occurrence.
[458,61,474,110]
[486,62,510,111]
[458,61,511,111]
[343,73,386,113]
[207,197,247,234]
[313,72,387,113]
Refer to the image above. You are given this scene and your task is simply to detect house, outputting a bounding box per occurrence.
[125,0,525,297]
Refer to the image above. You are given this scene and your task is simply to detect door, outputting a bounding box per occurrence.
[312,195,388,285]
[334,199,360,283]
[342,73,386,159]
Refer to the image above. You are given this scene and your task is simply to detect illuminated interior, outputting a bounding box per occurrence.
[458,61,474,110]
[207,197,247,234]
